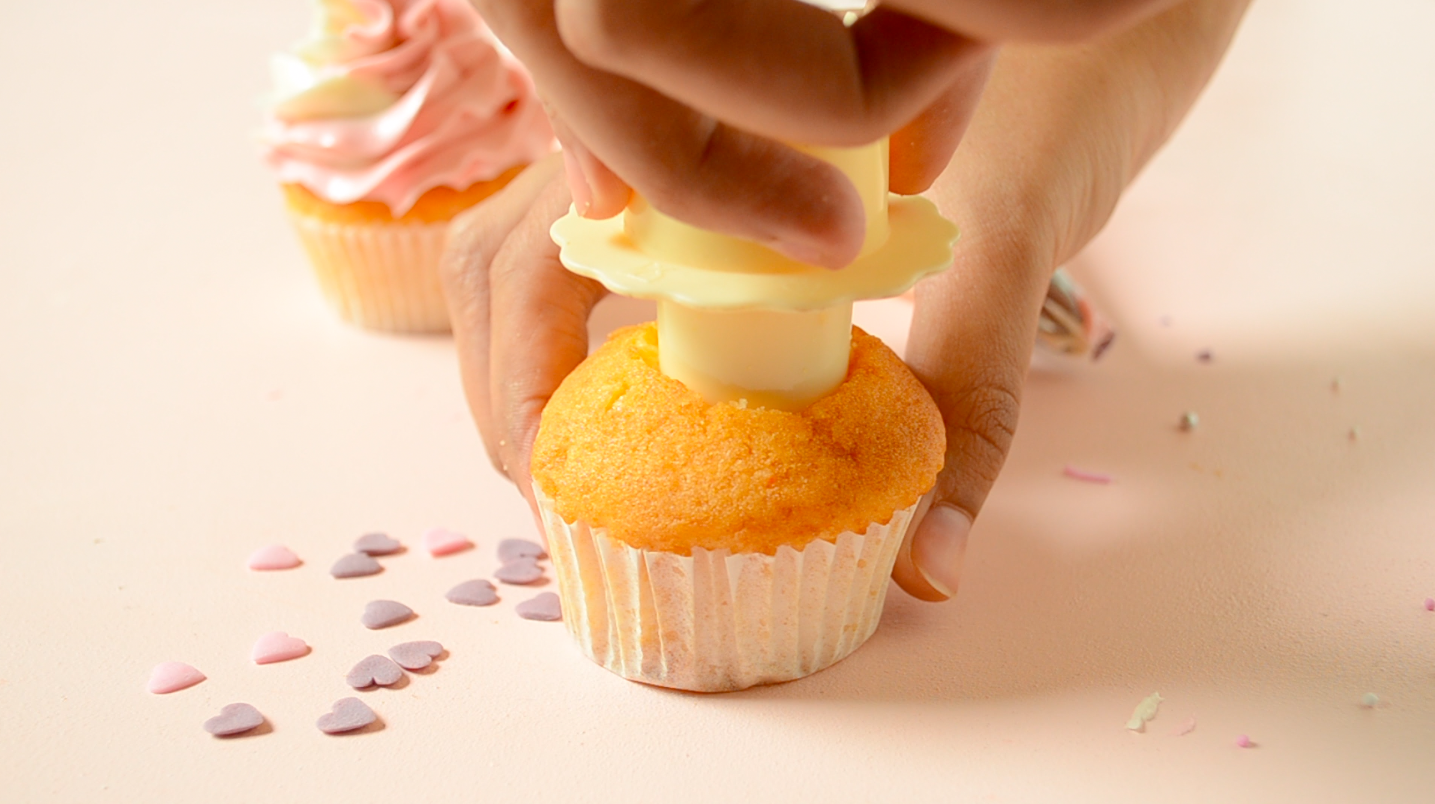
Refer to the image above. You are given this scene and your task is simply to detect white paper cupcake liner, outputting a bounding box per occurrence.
[288,214,452,333]
[536,489,921,692]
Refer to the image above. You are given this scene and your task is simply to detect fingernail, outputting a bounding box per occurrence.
[562,148,591,217]
[911,504,971,599]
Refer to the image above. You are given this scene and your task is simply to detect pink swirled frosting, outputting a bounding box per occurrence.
[262,0,554,215]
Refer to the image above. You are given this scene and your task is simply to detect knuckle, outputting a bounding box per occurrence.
[945,380,1021,484]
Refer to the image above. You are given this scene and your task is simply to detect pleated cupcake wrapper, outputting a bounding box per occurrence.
[536,489,921,692]
[288,213,452,334]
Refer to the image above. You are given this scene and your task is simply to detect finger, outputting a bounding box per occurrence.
[478,0,865,267]
[487,174,608,510]
[889,230,1053,601]
[547,112,630,219]
[887,0,1179,43]
[554,1,988,147]
[888,49,997,194]
[439,153,565,474]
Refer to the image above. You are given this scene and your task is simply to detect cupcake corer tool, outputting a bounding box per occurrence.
[550,137,959,410]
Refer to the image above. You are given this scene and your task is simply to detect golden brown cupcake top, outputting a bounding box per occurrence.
[531,323,945,555]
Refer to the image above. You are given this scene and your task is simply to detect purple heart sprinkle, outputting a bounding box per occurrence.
[361,599,414,629]
[497,538,547,563]
[446,579,498,607]
[494,557,544,585]
[388,640,445,670]
[353,532,402,556]
[331,553,383,579]
[203,703,265,737]
[515,592,562,622]
[346,654,404,688]
[316,697,377,734]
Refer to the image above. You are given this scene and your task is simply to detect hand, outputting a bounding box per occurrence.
[444,0,1250,601]
[439,153,603,525]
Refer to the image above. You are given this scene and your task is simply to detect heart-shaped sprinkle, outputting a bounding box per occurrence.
[346,654,404,688]
[247,544,301,571]
[388,640,444,670]
[422,527,472,557]
[317,697,377,734]
[147,661,205,694]
[252,631,310,664]
[203,703,265,736]
[330,553,383,579]
[497,538,547,563]
[515,592,562,621]
[494,557,544,585]
[445,579,498,607]
[353,532,402,556]
[361,600,414,630]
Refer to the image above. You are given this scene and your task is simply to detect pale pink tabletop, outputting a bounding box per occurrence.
[3,1,1433,802]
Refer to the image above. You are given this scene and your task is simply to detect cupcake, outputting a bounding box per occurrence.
[261,0,554,332]
[531,323,946,691]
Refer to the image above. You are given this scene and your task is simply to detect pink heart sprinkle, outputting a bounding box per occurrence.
[1235,734,1255,748]
[422,528,472,557]
[147,661,205,694]
[252,631,310,664]
[1063,465,1113,484]
[247,544,301,571]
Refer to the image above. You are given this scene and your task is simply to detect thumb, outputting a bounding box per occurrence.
[890,232,1052,601]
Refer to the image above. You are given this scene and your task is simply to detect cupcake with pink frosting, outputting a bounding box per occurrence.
[262,0,554,332]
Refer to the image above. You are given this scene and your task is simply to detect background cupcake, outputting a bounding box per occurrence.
[262,0,554,332]
[531,323,946,692]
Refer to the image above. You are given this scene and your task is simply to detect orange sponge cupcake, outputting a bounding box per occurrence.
[532,323,945,691]
[262,0,554,332]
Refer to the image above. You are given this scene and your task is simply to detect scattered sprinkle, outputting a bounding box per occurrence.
[422,528,472,557]
[1179,411,1199,431]
[1361,692,1380,708]
[446,579,499,607]
[388,641,444,670]
[1235,734,1254,748]
[247,544,301,571]
[1091,330,1116,361]
[317,697,377,734]
[361,600,414,630]
[1125,692,1164,731]
[330,552,383,579]
[1348,426,1360,441]
[147,661,205,694]
[346,655,404,689]
[252,631,310,664]
[1424,597,1434,612]
[498,538,547,563]
[1197,349,1213,363]
[1159,315,1172,327]
[1331,376,1342,393]
[353,532,402,556]
[1064,465,1113,484]
[203,703,265,737]
[516,592,562,621]
[495,557,544,585]
[1174,716,1197,736]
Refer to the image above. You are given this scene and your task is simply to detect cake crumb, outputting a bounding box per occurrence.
[1361,693,1380,708]
[1179,411,1199,431]
[1126,692,1163,731]
[1348,426,1360,441]
[1331,376,1342,393]
[1196,349,1213,363]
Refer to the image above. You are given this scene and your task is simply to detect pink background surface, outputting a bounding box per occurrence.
[3,1,1433,801]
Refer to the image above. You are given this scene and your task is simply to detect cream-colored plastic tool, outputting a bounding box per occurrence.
[550,137,958,410]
